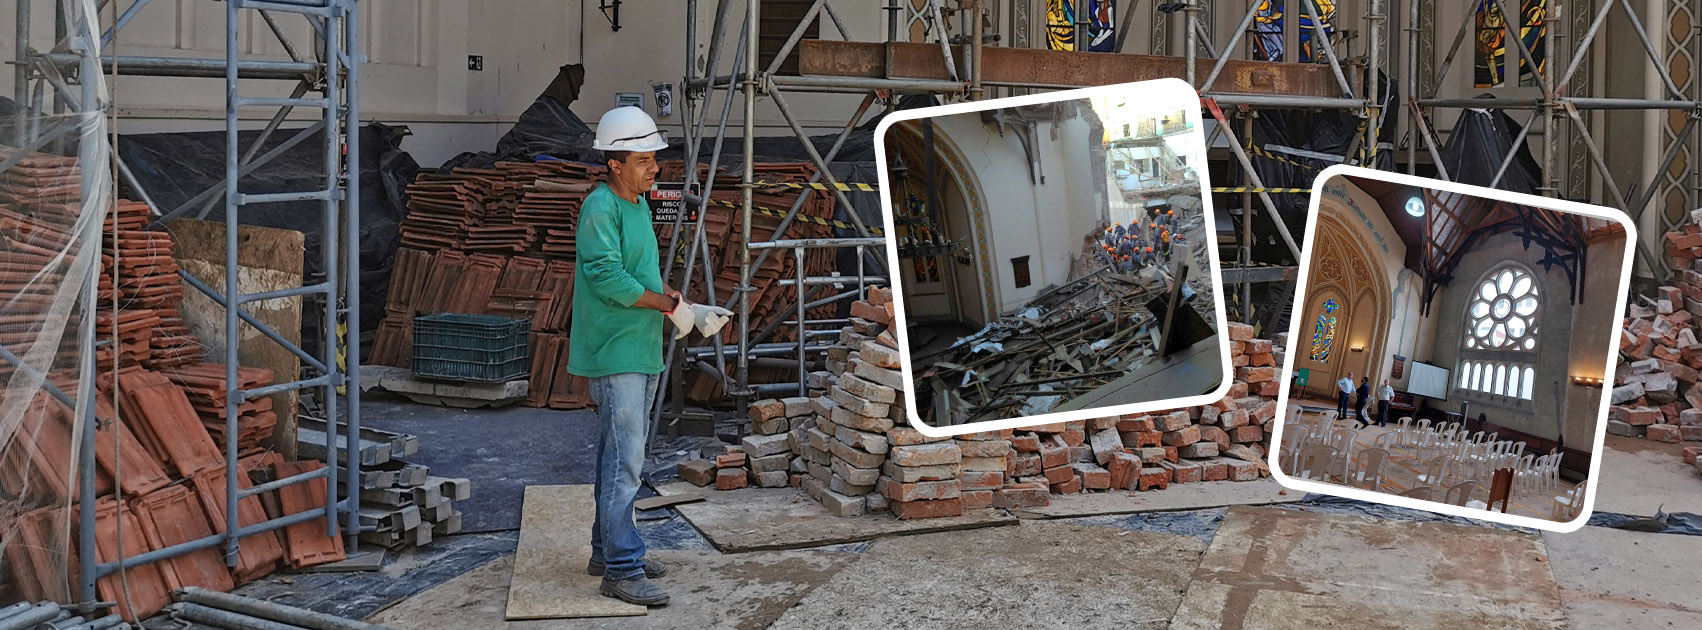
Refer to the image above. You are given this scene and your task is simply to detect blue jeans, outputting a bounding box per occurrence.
[588,372,659,581]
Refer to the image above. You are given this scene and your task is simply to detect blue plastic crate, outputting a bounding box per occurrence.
[410,313,531,382]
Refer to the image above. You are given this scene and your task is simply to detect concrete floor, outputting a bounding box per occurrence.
[1593,435,1702,516]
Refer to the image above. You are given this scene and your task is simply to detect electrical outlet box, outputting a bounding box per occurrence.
[467,55,483,71]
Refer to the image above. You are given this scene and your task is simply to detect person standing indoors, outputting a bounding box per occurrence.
[1354,377,1371,429]
[1336,372,1354,422]
[1377,379,1394,428]
[571,105,732,606]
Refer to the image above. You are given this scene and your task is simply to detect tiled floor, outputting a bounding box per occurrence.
[1278,406,1580,520]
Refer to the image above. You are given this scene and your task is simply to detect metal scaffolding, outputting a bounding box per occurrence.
[6,0,365,613]
[657,0,1701,438]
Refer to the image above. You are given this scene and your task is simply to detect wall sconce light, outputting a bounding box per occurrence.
[1350,345,1365,352]
[1571,376,1603,387]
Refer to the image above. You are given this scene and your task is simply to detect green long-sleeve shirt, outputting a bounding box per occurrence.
[567,183,664,377]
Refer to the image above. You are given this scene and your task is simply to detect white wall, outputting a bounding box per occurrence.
[1315,177,1412,390]
[3,1,877,167]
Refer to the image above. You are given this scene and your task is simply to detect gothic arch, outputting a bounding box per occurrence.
[887,119,999,323]
[1297,207,1394,397]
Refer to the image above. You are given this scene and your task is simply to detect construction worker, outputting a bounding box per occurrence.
[1119,254,1136,273]
[1113,222,1126,240]
[572,105,732,607]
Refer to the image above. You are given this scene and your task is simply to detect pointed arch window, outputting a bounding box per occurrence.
[1309,298,1340,363]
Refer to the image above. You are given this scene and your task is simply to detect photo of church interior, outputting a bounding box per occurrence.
[1277,174,1627,522]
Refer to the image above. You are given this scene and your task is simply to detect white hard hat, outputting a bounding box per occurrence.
[594,106,669,152]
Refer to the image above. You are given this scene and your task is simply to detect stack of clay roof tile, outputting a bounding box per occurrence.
[163,363,280,452]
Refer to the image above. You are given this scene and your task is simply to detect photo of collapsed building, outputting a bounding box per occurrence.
[881,90,1223,428]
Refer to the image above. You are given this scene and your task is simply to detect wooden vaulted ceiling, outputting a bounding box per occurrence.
[1341,175,1598,313]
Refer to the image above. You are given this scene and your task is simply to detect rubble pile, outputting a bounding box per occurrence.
[677,287,1283,519]
[1610,218,1702,474]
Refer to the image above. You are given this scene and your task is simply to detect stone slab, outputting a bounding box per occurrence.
[504,485,646,619]
[654,482,1015,553]
[1542,525,1702,629]
[362,365,529,408]
[767,521,1205,629]
[1016,478,1302,519]
[1168,506,1566,630]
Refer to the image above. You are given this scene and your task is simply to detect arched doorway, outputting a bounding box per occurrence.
[1295,212,1393,399]
[885,120,994,326]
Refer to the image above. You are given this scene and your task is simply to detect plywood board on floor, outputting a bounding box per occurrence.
[1018,479,1302,519]
[374,548,857,629]
[1169,505,1566,630]
[767,521,1206,629]
[654,483,1016,553]
[504,485,645,619]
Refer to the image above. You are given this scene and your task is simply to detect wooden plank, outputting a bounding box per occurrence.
[798,40,1347,98]
[171,218,305,459]
[505,485,647,619]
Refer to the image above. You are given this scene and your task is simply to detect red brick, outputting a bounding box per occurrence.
[958,439,1011,458]
[850,300,893,325]
[1038,442,1071,469]
[1074,464,1111,490]
[1050,476,1083,494]
[1162,425,1201,446]
[961,470,1006,491]
[1117,417,1155,432]
[1228,382,1249,399]
[892,497,963,519]
[1237,366,1277,383]
[1165,460,1202,484]
[957,428,1014,440]
[1010,433,1042,452]
[1156,411,1193,432]
[1222,457,1260,481]
[992,483,1051,508]
[1043,465,1077,485]
[1612,406,1663,427]
[1198,425,1231,451]
[1132,431,1163,448]
[678,459,717,486]
[1683,446,1702,465]
[1061,429,1087,447]
[1008,453,1043,477]
[1648,424,1683,443]
[1198,460,1229,481]
[1137,447,1167,465]
[1256,381,1281,397]
[716,452,747,468]
[1138,467,1172,491]
[748,399,785,422]
[1163,446,1178,463]
[880,478,961,502]
[1107,452,1140,489]
[1245,339,1274,354]
[961,489,994,509]
[1232,425,1265,443]
[716,467,748,490]
[1227,322,1255,341]
[1683,426,1702,442]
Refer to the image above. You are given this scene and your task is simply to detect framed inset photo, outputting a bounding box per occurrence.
[1269,166,1632,533]
[872,79,1232,438]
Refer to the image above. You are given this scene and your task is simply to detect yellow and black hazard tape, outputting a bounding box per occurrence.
[695,196,886,236]
[1212,187,1313,194]
[1249,145,1324,172]
[749,180,880,192]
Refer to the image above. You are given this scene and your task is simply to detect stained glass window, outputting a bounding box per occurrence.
[1475,0,1548,88]
[1458,266,1540,402]
[1309,298,1339,362]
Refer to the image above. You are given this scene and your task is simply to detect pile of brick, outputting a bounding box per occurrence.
[1607,220,1702,474]
[676,286,1284,520]
[371,160,847,408]
[0,149,346,620]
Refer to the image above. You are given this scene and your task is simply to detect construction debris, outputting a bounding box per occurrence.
[676,286,1282,519]
[1612,212,1702,475]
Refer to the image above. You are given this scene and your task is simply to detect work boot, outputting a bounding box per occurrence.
[599,576,670,606]
[587,557,668,579]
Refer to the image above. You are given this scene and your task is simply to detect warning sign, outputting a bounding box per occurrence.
[649,182,700,223]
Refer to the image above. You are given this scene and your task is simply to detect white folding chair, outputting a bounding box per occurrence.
[1348,447,1390,492]
[1416,454,1449,487]
[1395,416,1414,447]
[1445,479,1478,507]
[1297,444,1338,481]
[1372,430,1396,451]
[1551,479,1588,521]
[1399,485,1434,500]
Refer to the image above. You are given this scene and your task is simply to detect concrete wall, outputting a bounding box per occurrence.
[1430,230,1576,440]
[1562,233,1627,451]
[929,104,1103,314]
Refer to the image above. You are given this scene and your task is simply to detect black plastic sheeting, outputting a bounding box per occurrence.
[117,124,419,352]
[1588,510,1702,536]
[1438,104,1541,195]
[1234,71,1399,266]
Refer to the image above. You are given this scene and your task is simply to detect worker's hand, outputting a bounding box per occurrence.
[664,294,697,340]
[690,304,735,338]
